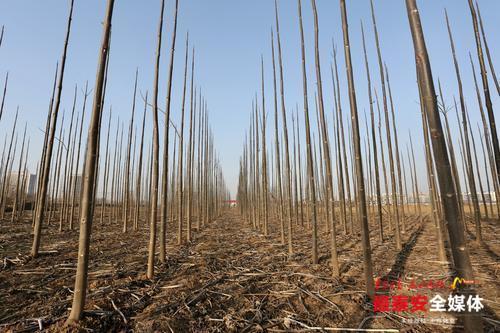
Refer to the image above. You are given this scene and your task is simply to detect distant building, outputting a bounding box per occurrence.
[488,191,497,203]
[5,171,35,199]
[370,191,498,205]
[27,174,37,196]
[463,191,497,203]
[367,193,432,205]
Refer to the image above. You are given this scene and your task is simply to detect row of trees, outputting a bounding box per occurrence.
[236,1,497,332]
[0,0,497,330]
[0,0,229,325]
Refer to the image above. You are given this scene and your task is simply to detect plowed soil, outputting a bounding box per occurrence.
[0,207,498,332]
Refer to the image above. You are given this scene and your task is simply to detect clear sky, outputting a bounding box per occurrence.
[0,0,498,197]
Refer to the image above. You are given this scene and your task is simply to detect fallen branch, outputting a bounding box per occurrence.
[110,298,127,324]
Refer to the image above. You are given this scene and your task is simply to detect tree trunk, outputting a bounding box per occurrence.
[467,0,499,181]
[147,0,165,280]
[66,0,114,323]
[445,12,482,241]
[404,0,481,330]
[361,22,383,243]
[340,0,374,297]
[32,0,74,257]
[274,0,294,254]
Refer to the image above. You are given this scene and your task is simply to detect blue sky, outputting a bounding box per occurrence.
[0,0,498,197]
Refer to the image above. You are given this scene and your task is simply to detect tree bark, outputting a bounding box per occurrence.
[340,0,374,297]
[147,0,165,280]
[66,0,114,323]
[404,0,481,330]
[32,0,74,257]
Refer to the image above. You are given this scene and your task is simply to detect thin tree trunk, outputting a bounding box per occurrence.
[470,56,500,219]
[66,0,114,323]
[274,0,294,254]
[186,50,195,242]
[109,118,120,225]
[134,92,148,230]
[297,0,318,264]
[385,65,405,224]
[0,110,18,219]
[48,114,64,225]
[467,0,499,182]
[147,0,165,280]
[340,0,374,297]
[370,0,401,248]
[123,70,138,233]
[361,22,383,243]
[69,84,88,228]
[415,104,446,263]
[60,85,77,231]
[196,93,203,230]
[333,88,347,234]
[177,34,189,245]
[405,1,481,331]
[32,0,75,257]
[475,2,499,96]
[99,108,111,225]
[11,124,27,224]
[34,63,58,226]
[445,11,482,241]
[333,48,353,234]
[160,0,179,261]
[271,30,285,243]
[0,72,8,123]
[467,116,488,219]
[261,57,269,236]
[478,124,498,218]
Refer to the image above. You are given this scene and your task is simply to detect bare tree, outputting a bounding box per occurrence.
[361,22,383,243]
[160,0,179,261]
[66,0,115,323]
[467,0,499,182]
[69,83,89,228]
[0,25,4,50]
[59,85,77,231]
[134,92,148,230]
[333,48,353,233]
[470,56,500,217]
[340,0,374,297]
[475,2,499,95]
[0,109,18,219]
[405,0,481,330]
[311,0,339,273]
[177,34,190,244]
[370,0,401,249]
[271,29,285,244]
[445,11,482,241]
[186,50,195,242]
[10,124,27,223]
[32,0,75,257]
[123,70,138,232]
[0,72,8,123]
[297,0,318,264]
[274,0,294,254]
[260,56,269,236]
[147,0,165,280]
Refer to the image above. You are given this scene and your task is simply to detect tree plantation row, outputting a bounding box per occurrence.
[0,0,498,332]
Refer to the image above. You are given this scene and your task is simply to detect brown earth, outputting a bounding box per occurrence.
[0,206,498,332]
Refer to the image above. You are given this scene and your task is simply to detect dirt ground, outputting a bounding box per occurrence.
[0,206,498,332]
